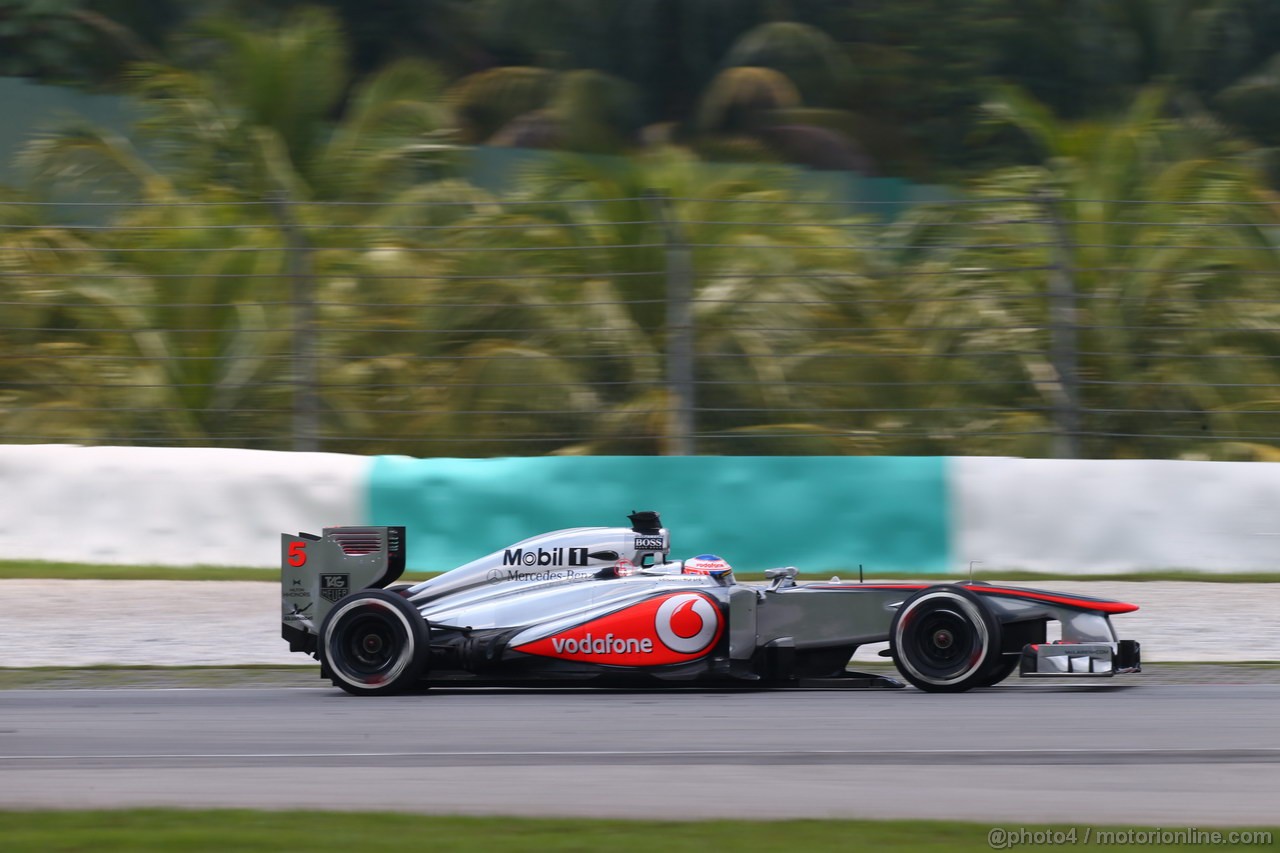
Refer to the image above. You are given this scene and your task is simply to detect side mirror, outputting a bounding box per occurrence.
[764,566,799,590]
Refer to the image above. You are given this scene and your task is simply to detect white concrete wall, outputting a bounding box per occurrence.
[951,457,1280,573]
[0,445,369,567]
[5,446,1280,573]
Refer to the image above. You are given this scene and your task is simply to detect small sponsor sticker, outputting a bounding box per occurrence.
[634,536,664,550]
[319,573,350,602]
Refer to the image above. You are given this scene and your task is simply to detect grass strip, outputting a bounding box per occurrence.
[0,810,1273,852]
[2,560,1278,583]
[0,665,320,690]
[0,561,437,583]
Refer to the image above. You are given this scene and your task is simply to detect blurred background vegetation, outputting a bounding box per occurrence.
[4,0,1280,460]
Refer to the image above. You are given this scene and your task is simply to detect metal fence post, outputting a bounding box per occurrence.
[1038,190,1082,458]
[645,191,696,456]
[270,194,320,453]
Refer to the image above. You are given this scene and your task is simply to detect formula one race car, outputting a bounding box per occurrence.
[281,512,1141,695]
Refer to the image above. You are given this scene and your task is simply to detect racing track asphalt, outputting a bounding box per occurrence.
[1,682,1277,825]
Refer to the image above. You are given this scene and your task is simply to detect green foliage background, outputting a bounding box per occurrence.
[4,2,1280,460]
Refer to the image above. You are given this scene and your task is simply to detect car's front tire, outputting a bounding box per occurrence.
[319,590,428,695]
[889,586,1003,693]
[975,655,1019,687]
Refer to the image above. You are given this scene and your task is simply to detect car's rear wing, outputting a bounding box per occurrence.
[281,526,407,656]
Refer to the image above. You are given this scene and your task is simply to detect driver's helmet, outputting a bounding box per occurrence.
[683,554,733,580]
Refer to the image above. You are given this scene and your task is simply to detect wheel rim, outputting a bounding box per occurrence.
[341,613,401,676]
[325,599,417,689]
[911,609,974,673]
[895,593,990,686]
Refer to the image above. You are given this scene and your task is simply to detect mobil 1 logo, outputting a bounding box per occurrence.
[320,573,351,602]
[502,547,589,567]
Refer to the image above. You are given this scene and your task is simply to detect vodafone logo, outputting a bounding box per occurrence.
[512,592,724,666]
[654,594,719,654]
[551,634,653,655]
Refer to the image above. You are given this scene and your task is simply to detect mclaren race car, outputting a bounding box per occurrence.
[281,511,1141,695]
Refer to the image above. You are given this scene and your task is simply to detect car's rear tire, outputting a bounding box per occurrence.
[889,586,1003,693]
[319,590,428,695]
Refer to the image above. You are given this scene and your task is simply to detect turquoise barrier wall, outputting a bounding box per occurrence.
[368,456,949,574]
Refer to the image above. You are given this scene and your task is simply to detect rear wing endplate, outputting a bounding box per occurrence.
[281,526,407,655]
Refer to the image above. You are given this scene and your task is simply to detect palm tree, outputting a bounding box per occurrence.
[19,7,455,214]
[9,9,462,450]
[933,84,1280,459]
[366,147,883,456]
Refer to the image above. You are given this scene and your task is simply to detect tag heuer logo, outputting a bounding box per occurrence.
[320,574,350,602]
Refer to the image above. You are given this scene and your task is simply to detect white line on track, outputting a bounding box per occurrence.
[6,747,1280,761]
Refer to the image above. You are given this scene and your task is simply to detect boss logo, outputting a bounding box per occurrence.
[634,536,665,550]
[319,574,350,602]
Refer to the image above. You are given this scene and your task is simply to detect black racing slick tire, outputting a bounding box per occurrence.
[976,655,1020,687]
[319,590,429,696]
[889,586,1003,693]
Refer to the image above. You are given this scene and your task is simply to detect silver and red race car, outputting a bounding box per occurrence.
[281,511,1141,695]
